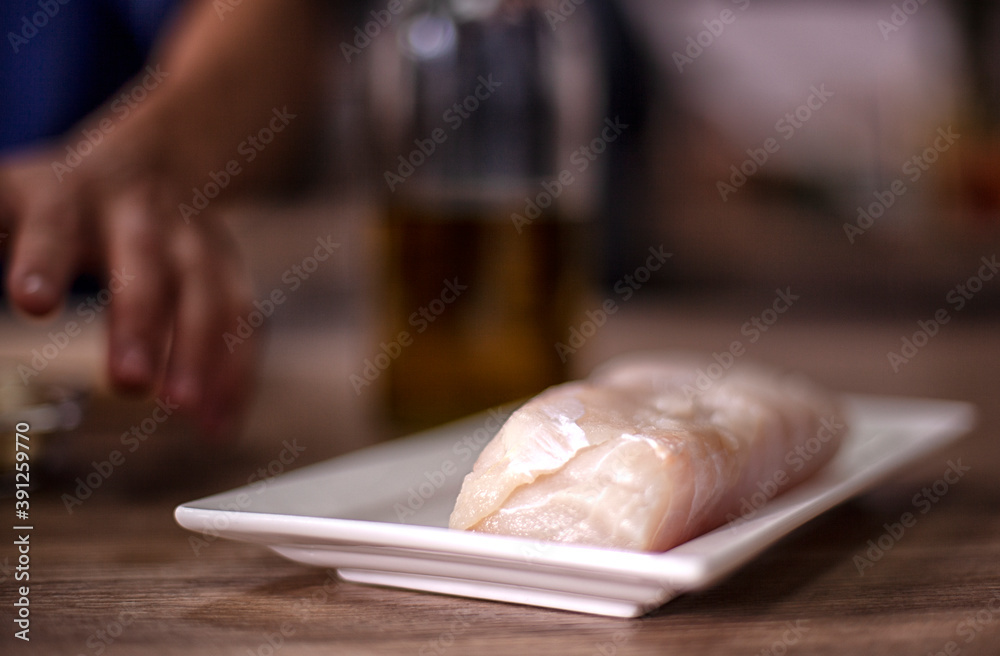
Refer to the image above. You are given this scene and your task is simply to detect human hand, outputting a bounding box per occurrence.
[0,0,332,441]
[0,124,260,441]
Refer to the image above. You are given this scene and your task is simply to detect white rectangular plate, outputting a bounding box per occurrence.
[175,395,976,617]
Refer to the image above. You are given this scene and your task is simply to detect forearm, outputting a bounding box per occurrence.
[91,0,331,197]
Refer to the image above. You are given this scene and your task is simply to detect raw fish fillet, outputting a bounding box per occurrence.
[449,354,847,552]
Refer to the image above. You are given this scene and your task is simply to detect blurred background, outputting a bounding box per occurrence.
[2,0,999,496]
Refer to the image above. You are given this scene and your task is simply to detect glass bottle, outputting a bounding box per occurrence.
[367,0,601,429]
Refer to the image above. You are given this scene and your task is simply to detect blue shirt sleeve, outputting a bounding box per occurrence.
[0,0,181,152]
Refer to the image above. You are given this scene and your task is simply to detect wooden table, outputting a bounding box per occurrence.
[3,292,1000,655]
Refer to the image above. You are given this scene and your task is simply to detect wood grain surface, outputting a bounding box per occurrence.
[2,295,999,656]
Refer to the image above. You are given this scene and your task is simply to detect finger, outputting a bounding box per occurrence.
[3,173,85,316]
[164,221,258,441]
[200,312,261,441]
[103,186,175,394]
